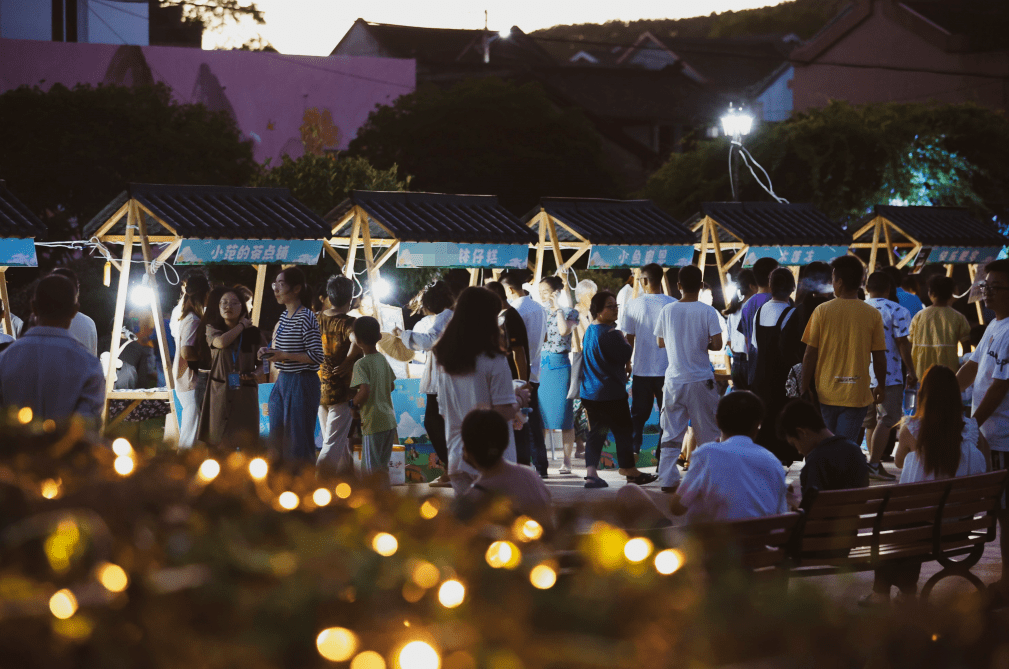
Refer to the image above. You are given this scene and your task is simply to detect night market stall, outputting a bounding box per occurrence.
[0,181,47,336]
[688,201,851,302]
[525,198,696,297]
[83,184,331,434]
[853,205,1007,322]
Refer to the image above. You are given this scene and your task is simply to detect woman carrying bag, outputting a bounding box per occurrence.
[538,276,579,474]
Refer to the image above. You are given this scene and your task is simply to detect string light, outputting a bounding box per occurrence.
[49,589,78,619]
[17,407,32,424]
[248,457,268,480]
[623,537,653,563]
[335,482,352,499]
[485,541,521,569]
[278,492,299,510]
[352,650,387,669]
[437,580,465,608]
[40,479,60,499]
[111,438,133,456]
[410,560,441,589]
[316,627,359,662]
[419,499,439,519]
[529,564,557,590]
[372,533,398,556]
[313,488,333,506]
[654,549,684,575]
[513,517,543,542]
[398,641,440,669]
[96,562,129,593]
[113,455,135,476]
[197,459,220,482]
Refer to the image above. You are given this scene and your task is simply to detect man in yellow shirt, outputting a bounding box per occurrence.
[801,256,888,445]
[909,275,971,380]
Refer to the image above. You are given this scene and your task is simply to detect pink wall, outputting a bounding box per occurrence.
[792,7,1009,113]
[0,38,415,163]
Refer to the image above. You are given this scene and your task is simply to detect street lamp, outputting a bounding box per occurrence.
[721,104,753,201]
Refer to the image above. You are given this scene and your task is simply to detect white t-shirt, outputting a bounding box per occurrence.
[623,293,676,377]
[900,416,985,483]
[654,301,723,383]
[402,309,453,395]
[436,352,517,477]
[677,435,788,522]
[510,295,547,384]
[750,300,794,350]
[726,310,746,354]
[68,311,98,356]
[970,317,1009,451]
[865,297,911,388]
[616,284,634,331]
[169,302,183,341]
[172,313,201,393]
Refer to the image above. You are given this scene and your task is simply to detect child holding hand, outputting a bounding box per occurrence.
[350,317,398,478]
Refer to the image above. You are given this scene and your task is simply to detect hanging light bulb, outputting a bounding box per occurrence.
[103,261,111,287]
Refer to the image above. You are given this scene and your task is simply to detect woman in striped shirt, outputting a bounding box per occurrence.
[259,267,324,464]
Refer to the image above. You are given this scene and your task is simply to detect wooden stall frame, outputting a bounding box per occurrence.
[0,266,12,337]
[691,215,747,304]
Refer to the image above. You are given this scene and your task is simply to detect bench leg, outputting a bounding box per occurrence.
[920,568,985,602]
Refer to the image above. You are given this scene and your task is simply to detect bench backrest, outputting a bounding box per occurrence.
[796,470,1008,565]
[690,512,802,571]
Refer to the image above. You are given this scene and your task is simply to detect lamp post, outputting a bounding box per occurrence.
[721,104,753,201]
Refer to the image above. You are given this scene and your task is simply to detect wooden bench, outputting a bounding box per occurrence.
[790,470,1008,600]
[690,512,802,574]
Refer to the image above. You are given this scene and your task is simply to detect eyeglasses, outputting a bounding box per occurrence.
[979,282,1009,294]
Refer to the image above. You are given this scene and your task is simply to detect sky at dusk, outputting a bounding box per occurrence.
[204,0,786,56]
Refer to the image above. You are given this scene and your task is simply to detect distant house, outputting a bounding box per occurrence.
[790,0,1009,113]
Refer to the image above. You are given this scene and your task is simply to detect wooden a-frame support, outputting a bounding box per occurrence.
[691,216,746,303]
[330,205,400,330]
[0,265,13,337]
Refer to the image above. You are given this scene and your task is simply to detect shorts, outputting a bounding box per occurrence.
[862,384,903,431]
[992,451,1008,511]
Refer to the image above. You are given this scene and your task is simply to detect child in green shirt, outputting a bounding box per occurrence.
[350,317,398,478]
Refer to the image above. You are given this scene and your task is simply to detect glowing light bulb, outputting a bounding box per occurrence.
[485,541,521,569]
[41,479,60,499]
[399,641,440,669]
[372,533,398,556]
[316,627,359,662]
[529,564,557,590]
[514,517,543,542]
[248,457,268,480]
[130,283,153,307]
[17,406,32,424]
[437,579,465,608]
[197,459,220,482]
[313,488,333,506]
[278,491,299,510]
[335,482,352,499]
[371,278,393,300]
[419,499,439,519]
[654,549,684,575]
[623,537,653,563]
[96,562,129,593]
[49,589,78,619]
[352,650,387,669]
[411,560,441,589]
[111,438,132,456]
[114,455,135,476]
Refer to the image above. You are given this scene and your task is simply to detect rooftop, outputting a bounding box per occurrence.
[531,198,694,245]
[0,181,46,239]
[692,201,849,246]
[865,205,1006,246]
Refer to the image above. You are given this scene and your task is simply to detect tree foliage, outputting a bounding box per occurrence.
[348,78,621,214]
[642,101,1009,227]
[164,0,264,32]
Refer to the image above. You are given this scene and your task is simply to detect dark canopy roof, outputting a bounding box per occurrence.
[691,201,849,246]
[530,198,694,245]
[326,191,537,244]
[0,181,46,238]
[866,205,1006,246]
[84,184,330,240]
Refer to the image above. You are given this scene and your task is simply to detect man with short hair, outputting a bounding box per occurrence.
[653,265,723,492]
[668,391,787,521]
[777,399,869,503]
[801,255,887,445]
[736,257,779,388]
[50,267,98,356]
[909,274,971,381]
[502,271,549,477]
[614,268,635,331]
[863,271,915,480]
[0,275,104,424]
[957,258,1009,598]
[623,263,676,455]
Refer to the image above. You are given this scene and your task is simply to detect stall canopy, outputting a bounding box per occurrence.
[84,183,330,433]
[326,191,537,316]
[0,181,46,336]
[525,198,696,295]
[689,201,850,299]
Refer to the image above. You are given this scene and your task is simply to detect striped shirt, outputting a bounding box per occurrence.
[272,306,324,373]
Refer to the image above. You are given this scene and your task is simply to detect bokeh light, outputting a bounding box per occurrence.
[372,533,398,556]
[17,406,32,424]
[485,541,521,569]
[278,491,300,510]
[419,499,440,519]
[316,627,359,662]
[437,579,465,608]
[411,560,441,589]
[335,482,352,499]
[40,479,60,499]
[97,562,129,593]
[111,438,132,456]
[623,537,653,563]
[399,641,440,669]
[113,455,135,476]
[514,517,543,542]
[529,564,557,590]
[352,650,387,669]
[313,488,333,506]
[198,459,220,482]
[49,589,77,619]
[248,457,268,480]
[654,549,685,575]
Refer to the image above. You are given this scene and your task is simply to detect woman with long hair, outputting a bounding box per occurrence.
[862,364,987,606]
[173,273,210,448]
[194,285,228,416]
[259,267,324,464]
[198,286,265,447]
[433,286,517,495]
[538,275,579,474]
[396,280,455,486]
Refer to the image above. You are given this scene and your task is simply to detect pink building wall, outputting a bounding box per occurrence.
[0,38,416,163]
[792,4,1009,113]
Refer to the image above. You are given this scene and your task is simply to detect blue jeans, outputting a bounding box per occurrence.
[820,404,869,445]
[269,370,322,464]
[630,375,663,454]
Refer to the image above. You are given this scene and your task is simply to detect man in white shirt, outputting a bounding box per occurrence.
[957,258,1009,598]
[653,265,723,491]
[503,272,549,477]
[669,391,788,522]
[623,263,675,456]
[615,269,635,331]
[50,268,98,356]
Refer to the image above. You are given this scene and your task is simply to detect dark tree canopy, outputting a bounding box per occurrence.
[348,78,621,213]
[642,101,1009,228]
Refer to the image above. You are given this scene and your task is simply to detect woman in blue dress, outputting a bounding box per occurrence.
[537,276,580,474]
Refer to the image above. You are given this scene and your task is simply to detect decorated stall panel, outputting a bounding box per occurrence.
[0,182,46,336]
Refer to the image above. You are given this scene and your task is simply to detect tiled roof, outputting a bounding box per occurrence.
[84,184,330,240]
[696,201,849,246]
[867,205,1006,246]
[326,191,537,244]
[0,181,46,238]
[533,198,695,245]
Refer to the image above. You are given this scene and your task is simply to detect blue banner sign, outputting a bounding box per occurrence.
[396,242,528,269]
[0,238,38,267]
[587,245,695,269]
[916,246,1003,266]
[174,239,323,265]
[743,245,849,267]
